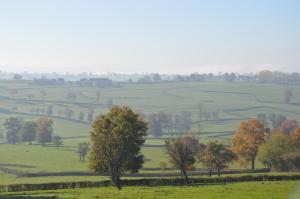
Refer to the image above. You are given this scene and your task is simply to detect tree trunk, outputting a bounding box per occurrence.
[82,155,85,163]
[110,166,122,189]
[181,168,189,184]
[251,158,255,170]
[217,168,220,176]
[209,168,212,177]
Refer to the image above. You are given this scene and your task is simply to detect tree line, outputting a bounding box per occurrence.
[3,117,61,147]
[88,106,300,189]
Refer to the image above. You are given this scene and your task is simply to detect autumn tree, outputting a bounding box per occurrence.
[89,106,148,189]
[231,119,265,169]
[36,117,53,146]
[199,141,235,176]
[78,142,89,163]
[21,121,37,145]
[4,117,22,144]
[291,128,300,148]
[165,136,201,183]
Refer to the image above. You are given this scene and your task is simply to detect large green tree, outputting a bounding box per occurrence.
[258,132,297,171]
[89,106,148,189]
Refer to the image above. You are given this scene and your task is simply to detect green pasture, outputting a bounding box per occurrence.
[0,181,297,199]
[0,80,300,185]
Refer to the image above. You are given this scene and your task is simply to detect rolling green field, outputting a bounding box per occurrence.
[0,181,298,199]
[0,80,300,185]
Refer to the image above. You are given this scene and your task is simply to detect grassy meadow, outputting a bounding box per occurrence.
[0,181,297,199]
[0,80,300,192]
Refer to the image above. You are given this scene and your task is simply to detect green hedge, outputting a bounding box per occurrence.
[1,174,300,192]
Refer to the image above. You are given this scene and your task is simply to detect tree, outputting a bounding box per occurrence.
[148,114,162,137]
[106,98,114,108]
[46,105,53,116]
[199,141,235,176]
[257,113,268,127]
[269,114,286,128]
[165,136,200,183]
[53,135,63,149]
[79,112,85,121]
[231,119,265,169]
[284,89,293,104]
[152,73,161,82]
[257,70,273,83]
[157,112,173,132]
[279,119,298,134]
[87,109,94,123]
[291,128,300,148]
[258,132,296,171]
[13,74,22,80]
[4,117,22,144]
[36,117,53,146]
[96,90,101,103]
[78,142,89,163]
[21,121,37,145]
[64,108,74,119]
[89,106,148,189]
[40,89,47,100]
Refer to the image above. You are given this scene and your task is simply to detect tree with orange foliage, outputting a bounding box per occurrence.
[231,119,265,170]
[291,128,300,148]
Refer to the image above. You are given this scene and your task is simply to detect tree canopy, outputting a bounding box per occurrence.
[89,106,148,189]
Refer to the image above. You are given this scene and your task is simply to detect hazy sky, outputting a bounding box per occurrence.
[0,0,299,74]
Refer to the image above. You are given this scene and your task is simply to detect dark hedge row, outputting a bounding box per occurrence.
[1,174,300,192]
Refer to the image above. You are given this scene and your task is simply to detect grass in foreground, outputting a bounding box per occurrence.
[0,181,297,199]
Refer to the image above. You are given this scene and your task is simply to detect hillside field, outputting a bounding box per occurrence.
[0,80,300,184]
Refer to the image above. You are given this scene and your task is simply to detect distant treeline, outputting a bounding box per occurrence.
[5,70,300,85]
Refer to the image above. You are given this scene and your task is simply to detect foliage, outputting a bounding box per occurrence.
[165,136,200,183]
[4,117,22,144]
[258,132,297,171]
[21,121,37,145]
[199,141,235,176]
[231,119,265,169]
[36,117,53,146]
[148,114,162,137]
[291,128,300,148]
[53,135,63,149]
[89,106,148,189]
[78,142,89,163]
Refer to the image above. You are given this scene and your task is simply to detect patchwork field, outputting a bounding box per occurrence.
[0,80,300,184]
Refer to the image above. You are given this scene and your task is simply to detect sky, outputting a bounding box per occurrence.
[0,0,299,74]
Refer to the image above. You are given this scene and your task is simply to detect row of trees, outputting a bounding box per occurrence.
[147,108,220,137]
[4,117,56,146]
[88,106,300,189]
